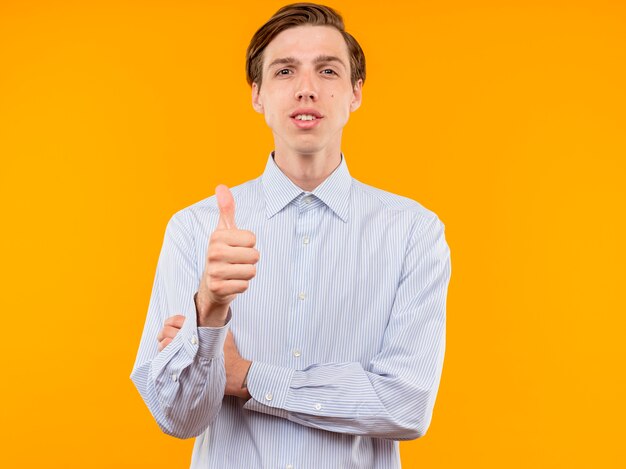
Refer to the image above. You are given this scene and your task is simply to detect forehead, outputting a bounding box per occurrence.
[262,25,350,67]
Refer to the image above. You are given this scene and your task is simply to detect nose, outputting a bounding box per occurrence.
[296,89,318,101]
[295,74,318,101]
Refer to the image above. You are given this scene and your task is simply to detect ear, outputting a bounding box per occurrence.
[252,82,264,114]
[350,79,363,112]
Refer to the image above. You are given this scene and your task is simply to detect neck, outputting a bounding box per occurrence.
[273,149,341,192]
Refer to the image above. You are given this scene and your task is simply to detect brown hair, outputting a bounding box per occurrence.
[245,3,366,88]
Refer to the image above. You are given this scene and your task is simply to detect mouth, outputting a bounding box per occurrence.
[290,109,323,129]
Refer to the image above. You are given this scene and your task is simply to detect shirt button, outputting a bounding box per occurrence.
[286,465,294,469]
[314,403,322,411]
[292,349,301,357]
[303,195,312,204]
[265,393,273,402]
[191,336,198,345]
[303,236,310,245]
[298,292,306,300]
[171,373,178,382]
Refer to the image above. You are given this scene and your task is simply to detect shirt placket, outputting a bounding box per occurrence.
[289,193,319,367]
[280,193,320,469]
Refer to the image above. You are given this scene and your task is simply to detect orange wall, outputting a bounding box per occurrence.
[1,1,625,467]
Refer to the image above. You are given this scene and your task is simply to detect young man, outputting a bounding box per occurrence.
[131,3,451,468]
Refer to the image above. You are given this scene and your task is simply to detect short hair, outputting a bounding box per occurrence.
[245,3,366,88]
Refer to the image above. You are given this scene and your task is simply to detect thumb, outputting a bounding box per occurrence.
[216,184,237,230]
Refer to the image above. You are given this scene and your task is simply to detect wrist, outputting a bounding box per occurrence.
[239,360,252,399]
[194,292,230,327]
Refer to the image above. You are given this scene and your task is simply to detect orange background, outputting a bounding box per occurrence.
[1,0,625,467]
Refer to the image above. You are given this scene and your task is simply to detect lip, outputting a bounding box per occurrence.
[290,108,323,118]
[290,108,323,129]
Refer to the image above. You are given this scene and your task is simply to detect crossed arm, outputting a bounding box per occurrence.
[131,188,450,440]
[157,315,251,400]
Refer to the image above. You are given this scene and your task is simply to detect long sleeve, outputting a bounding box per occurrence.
[130,159,451,467]
[243,216,450,440]
[130,211,229,439]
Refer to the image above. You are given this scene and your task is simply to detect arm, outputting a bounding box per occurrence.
[242,216,451,440]
[130,186,258,439]
[130,211,230,439]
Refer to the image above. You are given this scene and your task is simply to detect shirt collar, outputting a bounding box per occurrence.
[261,152,352,223]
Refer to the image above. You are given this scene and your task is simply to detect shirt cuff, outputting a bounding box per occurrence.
[196,309,232,359]
[243,361,295,414]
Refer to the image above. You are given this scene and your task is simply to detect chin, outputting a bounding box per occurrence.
[287,138,324,155]
[292,145,325,156]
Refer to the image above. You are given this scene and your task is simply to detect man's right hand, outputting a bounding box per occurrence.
[195,184,259,327]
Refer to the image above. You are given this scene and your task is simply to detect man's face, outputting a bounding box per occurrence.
[252,25,362,158]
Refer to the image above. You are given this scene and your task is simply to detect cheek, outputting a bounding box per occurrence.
[331,88,354,109]
[263,110,275,128]
[259,94,283,122]
[336,96,353,120]
[262,105,281,130]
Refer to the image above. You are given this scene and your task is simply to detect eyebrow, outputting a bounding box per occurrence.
[267,55,347,70]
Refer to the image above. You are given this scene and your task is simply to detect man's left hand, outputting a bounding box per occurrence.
[156,316,251,399]
[224,330,252,400]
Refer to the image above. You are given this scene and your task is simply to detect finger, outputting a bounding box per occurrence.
[158,337,173,352]
[209,263,256,281]
[211,230,257,248]
[157,325,183,342]
[163,315,186,328]
[208,245,260,264]
[209,279,251,297]
[216,184,237,230]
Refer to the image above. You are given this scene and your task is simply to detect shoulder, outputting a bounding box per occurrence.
[351,178,444,234]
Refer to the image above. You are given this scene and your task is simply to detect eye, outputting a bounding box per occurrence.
[275,68,292,76]
[321,69,338,76]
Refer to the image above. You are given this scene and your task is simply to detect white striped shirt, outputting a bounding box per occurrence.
[131,154,451,468]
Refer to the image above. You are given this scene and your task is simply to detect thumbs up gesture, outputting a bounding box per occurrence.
[196,185,260,327]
